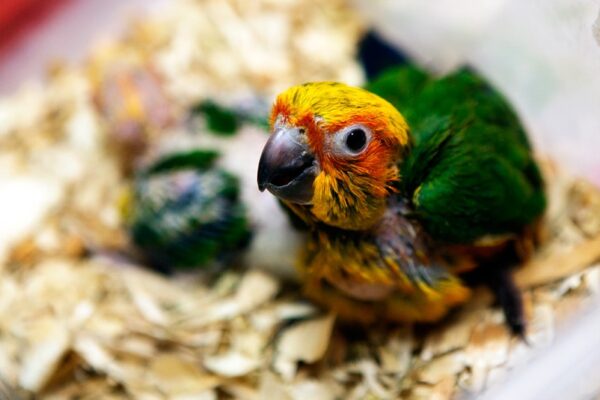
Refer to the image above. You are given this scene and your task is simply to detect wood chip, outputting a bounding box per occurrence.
[203,351,261,377]
[420,311,479,361]
[274,314,335,379]
[235,270,280,311]
[465,320,511,369]
[516,233,600,288]
[258,372,293,400]
[288,379,342,400]
[378,328,412,376]
[125,274,171,326]
[18,321,71,391]
[526,303,555,348]
[417,351,466,385]
[149,354,220,397]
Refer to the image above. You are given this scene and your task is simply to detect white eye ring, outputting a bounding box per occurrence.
[329,124,372,157]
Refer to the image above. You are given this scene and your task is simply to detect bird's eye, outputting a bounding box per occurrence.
[330,124,372,157]
[345,128,367,153]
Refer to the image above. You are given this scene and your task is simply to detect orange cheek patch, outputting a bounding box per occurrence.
[319,140,396,201]
[362,144,397,196]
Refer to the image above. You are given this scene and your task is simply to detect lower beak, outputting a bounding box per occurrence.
[257,127,317,204]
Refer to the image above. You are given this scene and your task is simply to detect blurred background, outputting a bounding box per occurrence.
[2,0,600,184]
[0,1,599,399]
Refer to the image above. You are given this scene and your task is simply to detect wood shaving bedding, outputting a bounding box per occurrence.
[0,0,598,399]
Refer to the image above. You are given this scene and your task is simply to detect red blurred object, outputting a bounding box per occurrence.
[0,0,72,57]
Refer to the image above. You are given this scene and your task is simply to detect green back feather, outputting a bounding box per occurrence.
[368,66,546,243]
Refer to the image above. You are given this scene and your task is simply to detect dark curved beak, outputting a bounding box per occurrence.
[257,126,317,204]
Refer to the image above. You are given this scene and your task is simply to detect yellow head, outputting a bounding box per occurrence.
[258,82,410,230]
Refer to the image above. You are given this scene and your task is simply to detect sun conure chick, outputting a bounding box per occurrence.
[257,66,546,334]
[126,149,251,271]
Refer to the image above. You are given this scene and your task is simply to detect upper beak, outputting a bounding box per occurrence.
[257,126,317,204]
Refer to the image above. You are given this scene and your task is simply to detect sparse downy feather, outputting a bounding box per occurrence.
[127,149,251,270]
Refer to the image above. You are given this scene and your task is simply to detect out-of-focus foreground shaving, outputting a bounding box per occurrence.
[0,0,599,399]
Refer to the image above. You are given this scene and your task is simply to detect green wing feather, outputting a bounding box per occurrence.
[368,67,546,243]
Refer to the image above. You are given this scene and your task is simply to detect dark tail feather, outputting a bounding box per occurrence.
[358,30,409,80]
[490,267,526,337]
[462,245,526,337]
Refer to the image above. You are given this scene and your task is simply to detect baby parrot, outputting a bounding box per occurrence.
[257,66,546,333]
[127,149,250,271]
